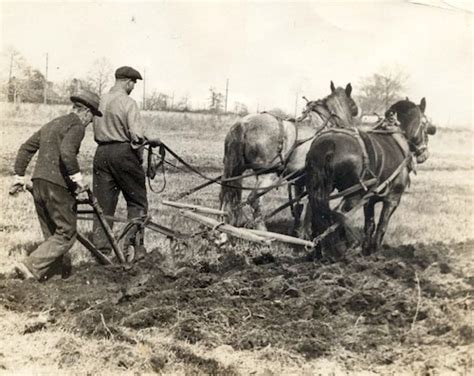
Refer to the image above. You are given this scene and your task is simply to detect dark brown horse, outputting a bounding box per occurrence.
[305,98,435,257]
[219,82,358,236]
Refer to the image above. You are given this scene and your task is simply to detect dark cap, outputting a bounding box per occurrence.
[115,66,142,81]
[70,89,102,117]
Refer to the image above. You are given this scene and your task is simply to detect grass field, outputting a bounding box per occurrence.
[0,103,472,375]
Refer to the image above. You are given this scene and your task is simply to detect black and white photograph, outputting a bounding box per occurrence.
[0,0,472,374]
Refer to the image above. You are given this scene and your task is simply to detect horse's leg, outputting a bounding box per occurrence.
[370,194,401,252]
[362,198,376,255]
[291,179,308,237]
[216,177,243,246]
[247,174,277,231]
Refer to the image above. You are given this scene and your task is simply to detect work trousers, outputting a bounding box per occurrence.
[92,143,148,253]
[23,179,77,280]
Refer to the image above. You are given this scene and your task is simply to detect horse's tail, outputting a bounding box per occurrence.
[219,121,246,226]
[306,139,346,256]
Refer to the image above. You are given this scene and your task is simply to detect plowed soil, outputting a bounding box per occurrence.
[1,240,472,374]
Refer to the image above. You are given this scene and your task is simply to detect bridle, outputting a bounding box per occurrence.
[403,110,430,162]
[297,94,356,129]
[297,97,342,128]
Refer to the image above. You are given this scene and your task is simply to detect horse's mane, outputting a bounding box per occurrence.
[386,100,417,117]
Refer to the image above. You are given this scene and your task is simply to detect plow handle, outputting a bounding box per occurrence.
[85,189,126,264]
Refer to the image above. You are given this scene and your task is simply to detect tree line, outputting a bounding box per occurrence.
[2,47,407,117]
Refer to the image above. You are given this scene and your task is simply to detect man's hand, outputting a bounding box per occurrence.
[69,172,88,194]
[147,137,163,148]
[9,175,26,195]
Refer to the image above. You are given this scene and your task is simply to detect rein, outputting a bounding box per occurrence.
[148,109,338,197]
[149,142,300,192]
[148,99,344,199]
[147,145,167,193]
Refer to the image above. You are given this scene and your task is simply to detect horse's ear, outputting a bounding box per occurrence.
[345,83,352,97]
[420,97,426,113]
[330,81,336,93]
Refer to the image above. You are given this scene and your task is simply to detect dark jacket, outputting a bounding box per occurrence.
[14,112,86,190]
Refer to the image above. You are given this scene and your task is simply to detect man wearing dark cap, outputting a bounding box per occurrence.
[9,89,102,281]
[92,66,161,261]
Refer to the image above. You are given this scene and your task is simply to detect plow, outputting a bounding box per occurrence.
[12,165,379,267]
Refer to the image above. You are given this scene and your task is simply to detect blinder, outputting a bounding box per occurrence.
[409,113,432,163]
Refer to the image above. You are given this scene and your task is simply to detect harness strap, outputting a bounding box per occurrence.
[276,117,285,164]
[367,128,414,173]
[318,127,371,180]
[358,130,379,180]
[353,128,370,175]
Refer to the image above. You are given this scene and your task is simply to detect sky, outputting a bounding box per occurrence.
[0,0,472,127]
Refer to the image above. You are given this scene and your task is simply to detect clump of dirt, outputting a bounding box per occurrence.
[0,240,472,372]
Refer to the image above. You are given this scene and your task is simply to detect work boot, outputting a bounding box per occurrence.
[61,254,72,279]
[12,262,36,280]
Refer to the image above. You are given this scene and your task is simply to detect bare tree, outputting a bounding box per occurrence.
[357,66,409,115]
[1,46,29,81]
[146,90,171,111]
[1,46,31,102]
[86,57,113,96]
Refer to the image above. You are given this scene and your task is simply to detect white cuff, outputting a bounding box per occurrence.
[69,172,83,183]
[14,175,25,185]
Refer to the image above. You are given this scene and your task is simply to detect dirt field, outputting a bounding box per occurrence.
[0,104,472,375]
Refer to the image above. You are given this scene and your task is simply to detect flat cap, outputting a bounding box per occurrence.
[115,66,142,81]
[70,89,102,117]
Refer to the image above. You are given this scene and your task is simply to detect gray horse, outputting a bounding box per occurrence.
[219,81,359,237]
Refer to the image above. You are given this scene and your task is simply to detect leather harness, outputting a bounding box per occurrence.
[317,126,413,188]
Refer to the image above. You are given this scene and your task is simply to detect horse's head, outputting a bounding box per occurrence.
[386,98,435,163]
[297,81,358,128]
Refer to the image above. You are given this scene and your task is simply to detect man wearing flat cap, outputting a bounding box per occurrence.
[9,89,102,280]
[92,66,162,261]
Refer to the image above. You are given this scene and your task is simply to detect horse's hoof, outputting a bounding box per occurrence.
[306,247,322,261]
[361,246,371,256]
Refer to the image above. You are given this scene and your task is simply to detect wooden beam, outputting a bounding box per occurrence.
[76,233,113,265]
[181,210,271,245]
[246,229,313,247]
[162,200,227,216]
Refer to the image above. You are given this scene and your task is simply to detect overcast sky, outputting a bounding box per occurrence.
[1,1,472,127]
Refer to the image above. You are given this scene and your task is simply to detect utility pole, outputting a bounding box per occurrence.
[142,67,146,110]
[43,53,49,104]
[224,78,229,113]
